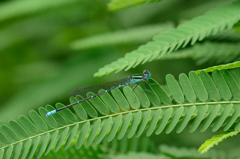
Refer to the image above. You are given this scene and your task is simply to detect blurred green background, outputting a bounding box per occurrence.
[0,0,238,152]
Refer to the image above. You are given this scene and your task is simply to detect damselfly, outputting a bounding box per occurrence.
[46,70,153,117]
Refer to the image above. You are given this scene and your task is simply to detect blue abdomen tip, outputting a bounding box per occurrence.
[45,110,56,117]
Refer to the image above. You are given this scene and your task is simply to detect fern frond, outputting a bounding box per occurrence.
[198,130,240,154]
[101,135,157,154]
[1,68,240,158]
[159,144,230,159]
[179,1,236,20]
[70,23,174,50]
[0,0,79,21]
[95,1,240,77]
[107,152,164,159]
[207,29,240,42]
[161,42,240,65]
[196,61,240,73]
[41,144,105,159]
[108,0,149,11]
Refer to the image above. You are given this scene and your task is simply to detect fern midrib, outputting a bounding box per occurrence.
[1,100,239,150]
[109,13,237,72]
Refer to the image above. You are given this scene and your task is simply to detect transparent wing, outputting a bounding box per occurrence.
[70,78,127,97]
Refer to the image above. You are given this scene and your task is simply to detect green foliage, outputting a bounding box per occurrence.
[196,61,240,74]
[108,0,147,11]
[161,42,240,65]
[1,68,240,158]
[71,23,174,50]
[0,0,80,21]
[159,145,230,158]
[206,29,240,42]
[95,1,240,76]
[108,0,165,11]
[199,130,240,154]
[41,145,106,159]
[1,0,240,158]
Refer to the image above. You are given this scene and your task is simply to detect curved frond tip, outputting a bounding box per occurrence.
[198,130,240,154]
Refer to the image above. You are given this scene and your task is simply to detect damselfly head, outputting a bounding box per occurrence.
[143,70,151,79]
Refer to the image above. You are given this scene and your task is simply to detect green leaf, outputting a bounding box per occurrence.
[70,97,88,120]
[136,110,151,137]
[118,113,132,140]
[0,131,10,144]
[190,105,209,133]
[140,81,160,106]
[212,104,233,132]
[200,104,221,132]
[212,70,232,100]
[146,108,162,136]
[199,130,240,154]
[21,139,32,159]
[95,117,112,144]
[165,106,184,134]
[199,71,221,101]
[76,121,90,149]
[0,149,3,159]
[12,142,22,159]
[55,127,69,151]
[45,130,59,155]
[134,85,150,108]
[44,105,65,127]
[108,0,147,11]
[1,125,19,141]
[71,23,173,49]
[0,0,79,21]
[27,137,40,159]
[86,119,101,146]
[176,106,196,133]
[189,71,208,102]
[4,145,13,159]
[234,120,240,130]
[98,89,120,113]
[87,92,110,115]
[64,124,79,149]
[37,133,50,158]
[107,114,122,142]
[221,69,240,100]
[29,110,48,132]
[224,104,240,131]
[111,88,130,111]
[123,86,140,109]
[150,79,171,105]
[166,74,184,103]
[55,103,77,123]
[197,61,240,73]
[127,111,142,138]
[155,108,173,135]
[76,96,98,118]
[179,73,196,103]
[8,120,28,138]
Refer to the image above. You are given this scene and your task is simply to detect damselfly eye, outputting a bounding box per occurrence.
[143,70,151,79]
[143,70,149,75]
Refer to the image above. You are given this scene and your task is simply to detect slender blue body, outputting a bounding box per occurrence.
[46,70,151,117]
